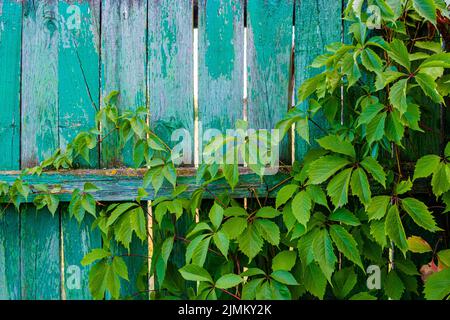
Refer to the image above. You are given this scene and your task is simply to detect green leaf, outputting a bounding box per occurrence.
[385,270,405,300]
[88,261,109,300]
[215,274,243,289]
[413,0,437,25]
[213,231,229,259]
[327,168,353,208]
[389,79,409,114]
[424,268,450,300]
[81,248,111,266]
[438,249,450,267]
[357,102,384,127]
[349,292,377,300]
[407,236,432,253]
[272,251,297,271]
[222,217,247,239]
[308,156,351,184]
[413,155,441,180]
[191,237,211,267]
[303,263,327,299]
[130,206,147,242]
[223,206,247,217]
[329,208,361,226]
[291,190,312,227]
[350,168,372,206]
[332,267,357,299]
[237,224,264,260]
[271,270,298,286]
[388,39,411,71]
[179,264,213,283]
[112,256,129,281]
[415,72,444,103]
[313,228,337,282]
[107,202,137,227]
[209,203,224,230]
[431,163,450,197]
[401,198,441,232]
[366,112,386,144]
[367,196,391,220]
[81,194,96,217]
[329,225,364,271]
[305,186,327,209]
[395,179,413,195]
[83,182,99,192]
[370,220,388,248]
[385,111,405,145]
[255,207,280,219]
[361,48,383,72]
[360,157,386,188]
[223,163,239,191]
[385,205,408,255]
[316,135,356,158]
[255,219,280,246]
[275,184,298,208]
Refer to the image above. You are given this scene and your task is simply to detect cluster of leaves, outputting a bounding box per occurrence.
[0,0,449,301]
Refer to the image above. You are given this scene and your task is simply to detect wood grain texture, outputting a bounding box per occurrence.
[0,0,22,300]
[148,0,194,155]
[62,213,100,299]
[0,0,21,171]
[21,0,59,168]
[294,0,342,160]
[101,0,148,299]
[198,0,244,137]
[0,168,291,202]
[247,0,294,164]
[20,209,61,299]
[58,0,101,300]
[20,0,62,300]
[101,0,147,167]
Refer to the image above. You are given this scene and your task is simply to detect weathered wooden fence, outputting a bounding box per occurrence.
[0,0,443,300]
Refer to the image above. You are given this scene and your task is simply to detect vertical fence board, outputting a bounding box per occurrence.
[0,0,22,300]
[247,0,294,164]
[20,0,61,300]
[148,0,194,153]
[198,0,244,139]
[101,0,147,167]
[58,0,101,300]
[101,0,148,299]
[294,0,342,160]
[148,0,193,293]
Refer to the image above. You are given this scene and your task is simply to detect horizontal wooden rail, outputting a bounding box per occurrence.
[0,167,292,203]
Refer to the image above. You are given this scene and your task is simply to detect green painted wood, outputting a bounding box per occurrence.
[0,208,20,299]
[294,0,343,160]
[20,208,61,299]
[0,168,291,202]
[58,0,101,300]
[0,0,21,171]
[62,214,100,299]
[247,0,294,164]
[101,0,147,167]
[198,0,244,142]
[148,0,194,156]
[21,0,62,300]
[0,0,22,300]
[101,0,148,299]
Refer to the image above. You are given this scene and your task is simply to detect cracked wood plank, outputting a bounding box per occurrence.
[101,0,148,298]
[148,0,194,154]
[0,0,22,300]
[20,0,61,300]
[0,167,291,202]
[247,0,294,164]
[294,0,343,159]
[58,0,101,300]
[198,0,244,136]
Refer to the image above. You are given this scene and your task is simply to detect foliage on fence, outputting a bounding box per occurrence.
[0,0,450,300]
